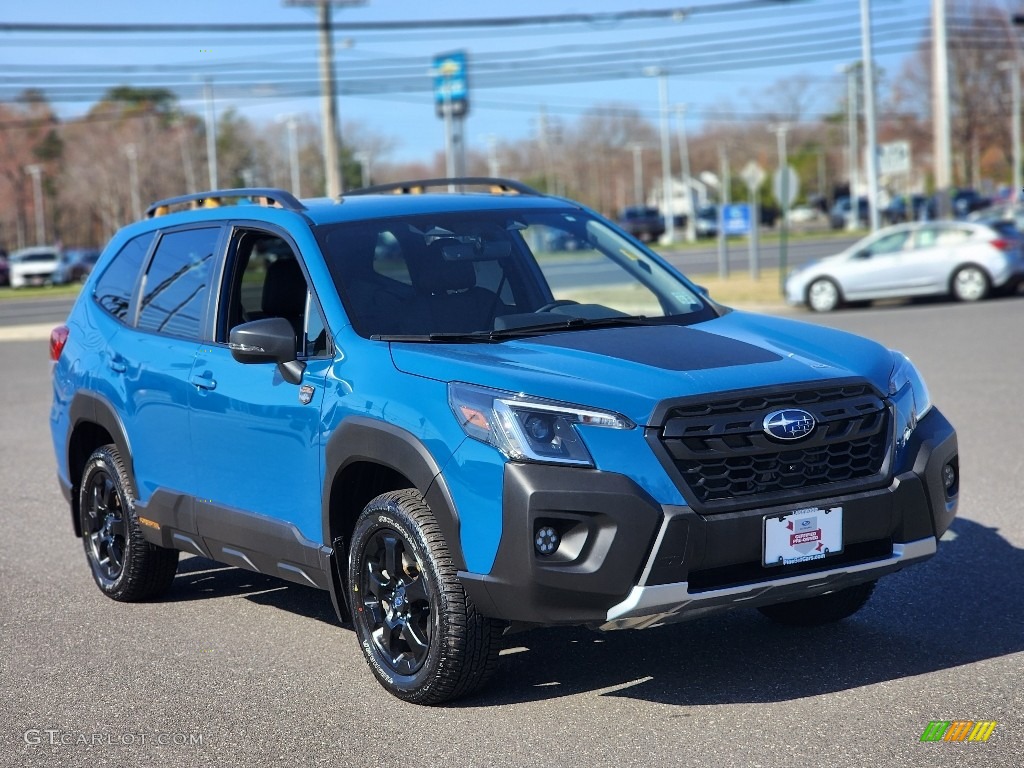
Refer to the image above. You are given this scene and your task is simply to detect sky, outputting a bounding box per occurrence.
[0,0,933,166]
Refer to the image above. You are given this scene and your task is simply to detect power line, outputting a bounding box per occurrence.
[0,3,798,34]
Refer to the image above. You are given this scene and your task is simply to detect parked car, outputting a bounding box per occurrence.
[968,204,1024,233]
[924,189,991,220]
[0,251,9,287]
[694,204,718,238]
[616,205,665,242]
[785,220,1024,312]
[51,180,959,705]
[829,196,869,229]
[882,194,927,225]
[8,246,60,288]
[54,248,101,284]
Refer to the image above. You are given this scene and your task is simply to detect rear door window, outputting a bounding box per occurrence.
[137,227,220,339]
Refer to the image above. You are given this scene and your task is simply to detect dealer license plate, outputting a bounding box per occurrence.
[763,506,843,567]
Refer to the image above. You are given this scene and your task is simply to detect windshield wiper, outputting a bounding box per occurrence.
[371,316,658,343]
[370,331,502,343]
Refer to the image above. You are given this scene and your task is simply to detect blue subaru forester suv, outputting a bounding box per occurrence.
[50,179,959,704]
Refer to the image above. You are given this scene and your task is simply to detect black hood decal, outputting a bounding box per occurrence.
[525,325,783,372]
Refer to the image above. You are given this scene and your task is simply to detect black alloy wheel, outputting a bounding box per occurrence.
[348,489,504,704]
[79,445,179,601]
[82,466,128,588]
[358,527,433,676]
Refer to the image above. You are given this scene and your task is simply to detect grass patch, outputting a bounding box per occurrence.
[687,268,789,308]
[560,268,790,313]
[0,284,83,301]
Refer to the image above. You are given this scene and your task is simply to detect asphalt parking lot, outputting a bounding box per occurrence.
[1,295,1021,768]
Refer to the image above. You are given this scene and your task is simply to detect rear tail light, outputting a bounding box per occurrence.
[49,325,69,361]
[990,238,1011,252]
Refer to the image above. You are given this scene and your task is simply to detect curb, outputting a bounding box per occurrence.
[0,323,57,342]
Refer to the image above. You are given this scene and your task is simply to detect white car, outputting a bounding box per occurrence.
[8,246,60,288]
[785,221,1024,312]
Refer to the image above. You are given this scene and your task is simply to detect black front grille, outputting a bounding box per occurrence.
[653,381,892,512]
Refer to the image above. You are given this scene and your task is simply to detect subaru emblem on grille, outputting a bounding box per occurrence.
[763,408,816,441]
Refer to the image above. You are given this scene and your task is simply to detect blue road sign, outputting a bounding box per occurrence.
[722,203,752,235]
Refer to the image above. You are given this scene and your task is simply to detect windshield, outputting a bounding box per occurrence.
[315,208,714,339]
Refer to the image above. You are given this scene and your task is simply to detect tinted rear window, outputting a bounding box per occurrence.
[93,233,155,321]
[137,228,219,339]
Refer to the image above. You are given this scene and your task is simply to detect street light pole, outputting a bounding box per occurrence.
[203,77,218,190]
[25,164,44,244]
[674,104,696,243]
[286,116,301,196]
[627,143,646,208]
[773,124,790,293]
[932,0,953,218]
[844,62,860,232]
[126,143,142,221]
[643,67,675,244]
[999,61,1022,200]
[860,0,881,232]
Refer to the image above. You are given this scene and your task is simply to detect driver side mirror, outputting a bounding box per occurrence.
[229,317,306,385]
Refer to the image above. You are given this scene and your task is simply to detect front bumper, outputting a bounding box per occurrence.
[459,407,958,629]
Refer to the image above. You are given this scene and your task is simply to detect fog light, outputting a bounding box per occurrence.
[534,525,560,556]
[942,462,958,495]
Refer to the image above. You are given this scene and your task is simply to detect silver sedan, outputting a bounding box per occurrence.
[785,221,1024,312]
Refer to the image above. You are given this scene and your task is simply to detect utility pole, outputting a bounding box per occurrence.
[860,0,881,231]
[932,0,952,218]
[285,0,367,198]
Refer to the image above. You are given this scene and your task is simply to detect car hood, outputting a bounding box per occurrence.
[389,312,895,426]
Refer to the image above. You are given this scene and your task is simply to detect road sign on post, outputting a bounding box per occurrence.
[879,140,911,175]
[433,51,469,184]
[740,161,765,191]
[772,166,800,207]
[433,51,469,117]
[722,204,751,236]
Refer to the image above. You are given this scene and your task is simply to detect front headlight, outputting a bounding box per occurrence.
[448,382,634,466]
[888,351,933,433]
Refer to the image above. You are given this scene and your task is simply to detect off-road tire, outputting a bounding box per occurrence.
[79,444,179,601]
[348,489,503,705]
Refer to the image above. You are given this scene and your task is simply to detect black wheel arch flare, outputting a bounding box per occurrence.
[65,391,137,538]
[321,416,466,623]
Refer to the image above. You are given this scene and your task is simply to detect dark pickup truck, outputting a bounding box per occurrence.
[617,206,665,243]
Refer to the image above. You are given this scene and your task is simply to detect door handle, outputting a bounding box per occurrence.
[108,356,126,373]
[190,372,217,391]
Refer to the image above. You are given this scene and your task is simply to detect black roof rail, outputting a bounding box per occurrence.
[145,188,307,218]
[346,177,542,197]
